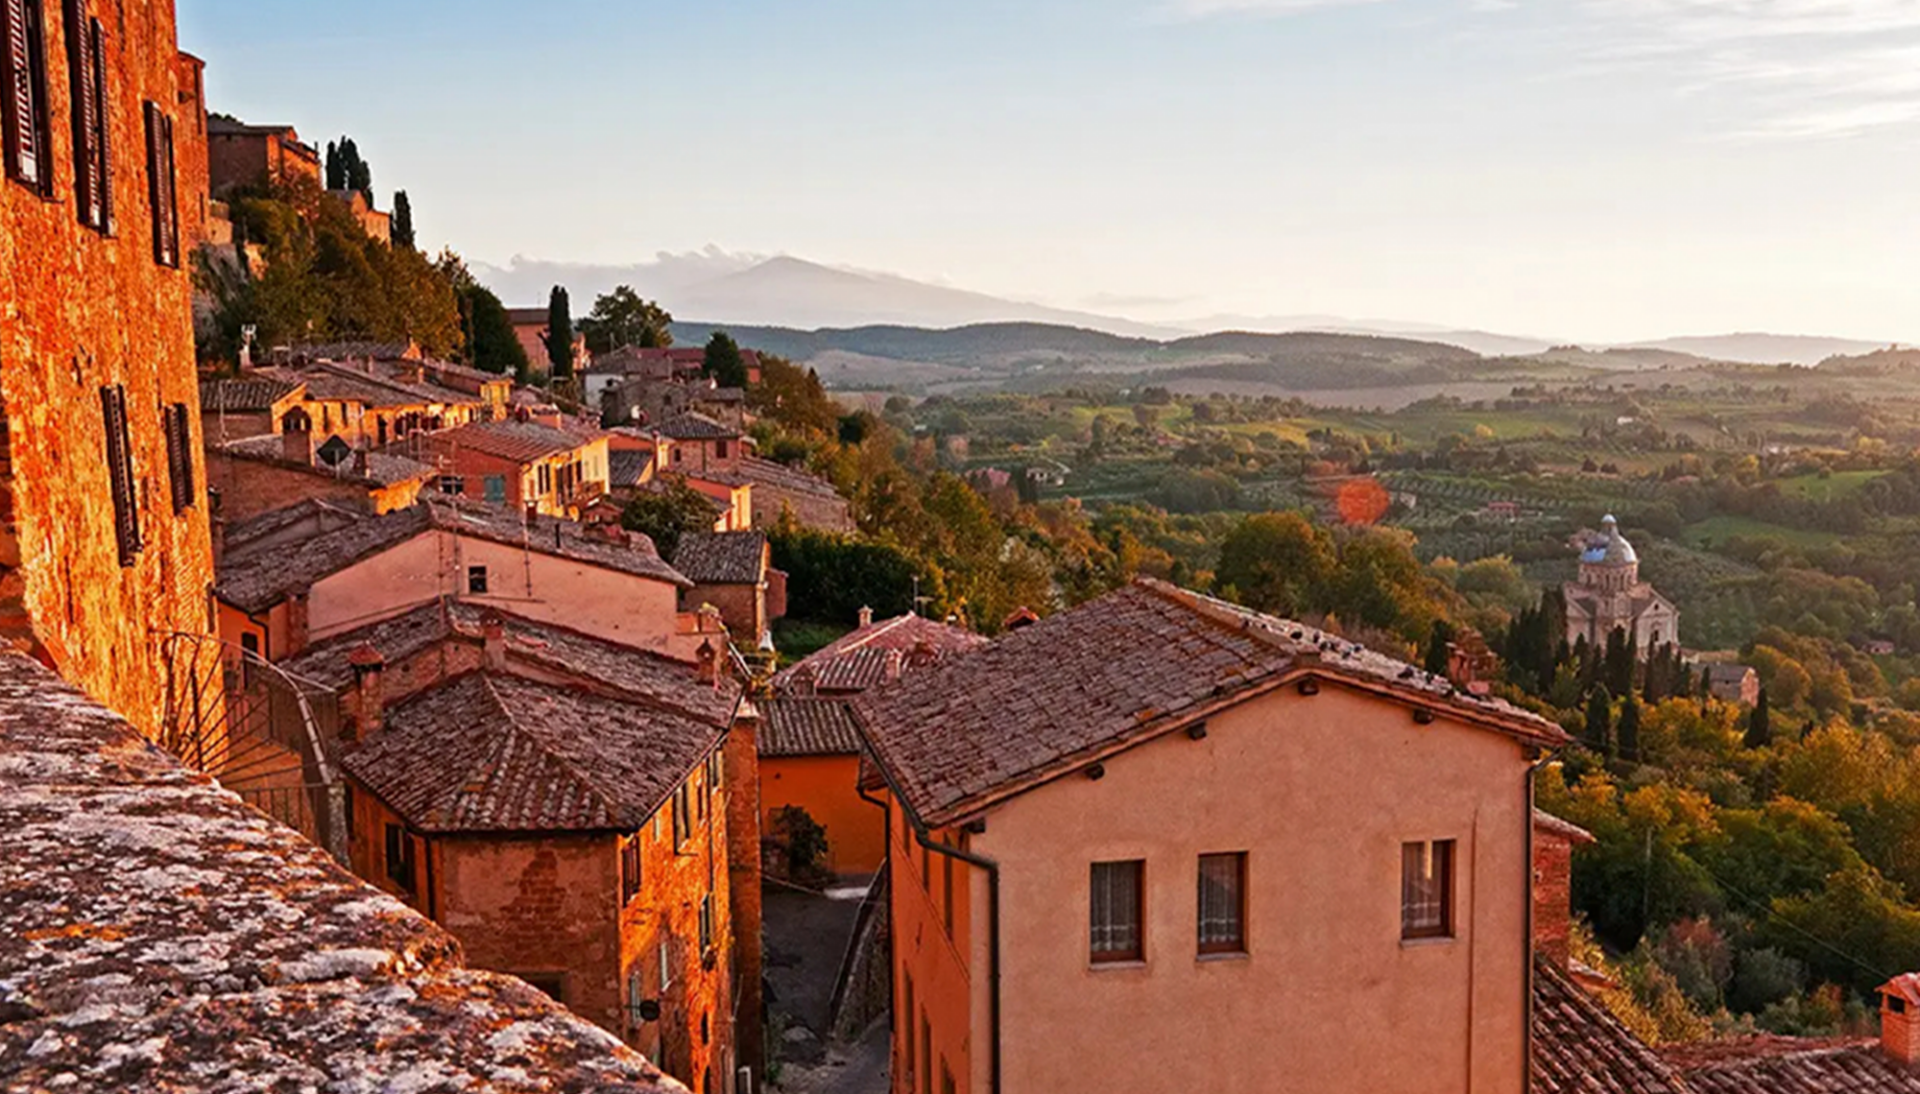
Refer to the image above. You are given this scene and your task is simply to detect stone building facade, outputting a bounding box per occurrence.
[1562,516,1679,654]
[1,0,216,741]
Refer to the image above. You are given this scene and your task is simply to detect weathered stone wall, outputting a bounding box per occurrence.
[205,449,422,523]
[683,581,763,643]
[0,0,216,742]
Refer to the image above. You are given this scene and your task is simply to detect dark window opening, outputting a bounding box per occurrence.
[1401,839,1455,940]
[100,385,140,566]
[516,972,565,1002]
[1197,852,1247,954]
[466,565,488,595]
[384,823,416,892]
[621,836,641,905]
[1090,859,1144,963]
[439,475,464,496]
[672,782,691,848]
[699,892,713,953]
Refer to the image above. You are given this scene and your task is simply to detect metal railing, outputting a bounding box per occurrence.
[158,631,348,862]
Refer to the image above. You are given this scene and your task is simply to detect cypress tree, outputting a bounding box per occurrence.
[392,191,415,249]
[1585,686,1613,755]
[1745,688,1772,749]
[325,140,344,191]
[1617,693,1641,762]
[703,331,749,388]
[1423,620,1453,677]
[545,286,574,380]
[343,138,372,199]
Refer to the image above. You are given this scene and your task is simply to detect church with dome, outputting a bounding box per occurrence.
[1562,515,1680,653]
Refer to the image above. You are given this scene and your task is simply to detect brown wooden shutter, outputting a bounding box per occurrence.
[144,101,177,266]
[101,385,140,566]
[89,18,109,232]
[4,0,46,189]
[61,0,96,226]
[164,403,193,512]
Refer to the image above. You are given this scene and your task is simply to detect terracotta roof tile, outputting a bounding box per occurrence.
[854,579,1566,825]
[654,411,739,441]
[672,531,767,586]
[0,653,684,1093]
[199,377,303,412]
[610,450,654,488]
[1533,957,1694,1094]
[739,455,847,502]
[1668,1037,1920,1093]
[420,420,593,464]
[760,698,863,757]
[219,434,434,486]
[774,613,985,693]
[342,673,724,834]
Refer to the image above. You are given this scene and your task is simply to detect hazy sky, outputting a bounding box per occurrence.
[182,0,1919,342]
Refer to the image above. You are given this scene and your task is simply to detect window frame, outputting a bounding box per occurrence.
[163,403,194,513]
[1400,839,1456,941]
[142,100,178,268]
[383,822,416,892]
[466,564,488,595]
[3,0,53,196]
[672,782,691,849]
[1196,851,1248,956]
[100,385,140,567]
[620,834,642,906]
[1089,859,1146,965]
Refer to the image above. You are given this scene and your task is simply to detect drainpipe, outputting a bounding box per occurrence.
[1521,746,1561,1093]
[864,762,1004,1094]
[916,828,1001,1094]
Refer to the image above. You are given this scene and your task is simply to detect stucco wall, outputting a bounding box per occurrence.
[762,755,884,875]
[0,0,216,741]
[961,683,1533,1094]
[888,804,975,1094]
[305,530,686,655]
[205,452,420,523]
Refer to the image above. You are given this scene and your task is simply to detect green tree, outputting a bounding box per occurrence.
[392,190,415,249]
[460,282,530,379]
[545,285,574,379]
[1746,688,1772,749]
[703,331,749,388]
[749,354,840,436]
[1215,512,1335,618]
[1424,620,1454,677]
[620,480,717,559]
[1618,693,1642,762]
[579,285,673,353]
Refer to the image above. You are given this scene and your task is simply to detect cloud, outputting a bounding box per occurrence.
[470,246,766,308]
[1161,0,1920,138]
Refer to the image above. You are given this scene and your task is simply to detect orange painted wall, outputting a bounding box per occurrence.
[762,755,885,875]
[888,803,975,1094]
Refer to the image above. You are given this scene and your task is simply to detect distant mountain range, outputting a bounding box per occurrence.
[478,252,1897,367]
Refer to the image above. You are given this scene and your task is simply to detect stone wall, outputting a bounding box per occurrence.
[0,0,217,742]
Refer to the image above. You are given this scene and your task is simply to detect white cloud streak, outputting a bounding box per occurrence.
[1165,0,1920,139]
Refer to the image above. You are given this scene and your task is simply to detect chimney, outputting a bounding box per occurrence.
[347,644,386,741]
[695,639,719,686]
[282,426,312,466]
[883,649,905,682]
[908,638,938,670]
[857,605,874,629]
[1532,811,1594,968]
[481,611,507,671]
[351,448,369,477]
[1881,975,1920,1066]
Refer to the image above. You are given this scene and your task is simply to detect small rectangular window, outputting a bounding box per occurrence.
[483,474,506,504]
[1401,840,1455,940]
[439,475,464,496]
[384,823,415,891]
[100,385,140,566]
[3,0,52,194]
[516,972,565,1002]
[466,565,488,595]
[1090,860,1144,963]
[621,836,642,905]
[699,892,713,952]
[163,403,194,512]
[62,0,106,228]
[1197,852,1247,954]
[903,975,916,1078]
[672,782,691,848]
[658,933,672,993]
[715,439,729,460]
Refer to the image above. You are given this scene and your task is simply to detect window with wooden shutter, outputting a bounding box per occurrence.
[100,385,140,567]
[163,403,193,512]
[143,100,178,267]
[3,0,51,193]
[88,17,107,231]
[61,0,106,230]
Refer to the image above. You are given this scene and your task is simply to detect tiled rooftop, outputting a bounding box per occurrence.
[759,697,863,758]
[1533,957,1692,1094]
[0,653,684,1092]
[1665,1037,1920,1093]
[198,377,303,412]
[774,612,985,694]
[854,579,1567,825]
[281,599,739,726]
[219,434,435,486]
[421,420,594,463]
[739,455,847,502]
[653,412,739,441]
[609,450,654,488]
[342,672,724,834]
[671,531,767,586]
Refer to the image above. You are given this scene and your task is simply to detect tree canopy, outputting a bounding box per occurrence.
[579,286,673,353]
